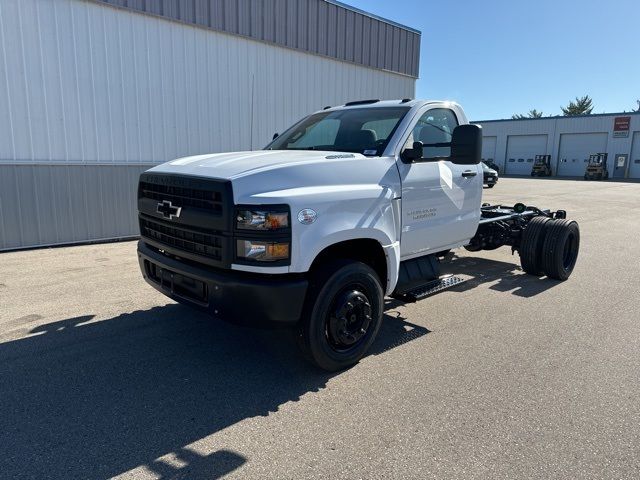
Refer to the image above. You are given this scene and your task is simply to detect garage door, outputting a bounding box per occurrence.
[505,135,547,175]
[557,133,608,177]
[482,136,497,164]
[628,132,640,179]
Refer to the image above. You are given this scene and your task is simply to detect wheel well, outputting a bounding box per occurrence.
[309,239,387,287]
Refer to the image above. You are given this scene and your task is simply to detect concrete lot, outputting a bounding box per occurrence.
[1,178,639,479]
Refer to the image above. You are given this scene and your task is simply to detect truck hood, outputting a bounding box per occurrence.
[148,150,369,180]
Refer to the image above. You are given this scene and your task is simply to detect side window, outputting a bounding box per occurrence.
[405,108,458,158]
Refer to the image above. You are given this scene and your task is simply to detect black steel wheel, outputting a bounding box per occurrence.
[540,219,580,281]
[326,289,373,351]
[298,260,384,371]
[519,216,552,276]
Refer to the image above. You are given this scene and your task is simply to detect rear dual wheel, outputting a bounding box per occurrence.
[519,217,580,280]
[540,219,580,280]
[519,216,551,276]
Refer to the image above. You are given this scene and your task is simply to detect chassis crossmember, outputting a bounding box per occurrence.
[466,203,567,252]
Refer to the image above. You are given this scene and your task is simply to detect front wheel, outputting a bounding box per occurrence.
[298,261,384,371]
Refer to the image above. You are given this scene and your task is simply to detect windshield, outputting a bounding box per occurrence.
[266,107,410,156]
[481,162,494,172]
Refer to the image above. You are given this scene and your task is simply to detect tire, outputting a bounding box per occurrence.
[298,260,384,371]
[540,219,580,281]
[487,184,495,188]
[519,216,552,276]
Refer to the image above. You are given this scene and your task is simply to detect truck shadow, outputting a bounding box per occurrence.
[0,303,427,479]
[442,254,561,298]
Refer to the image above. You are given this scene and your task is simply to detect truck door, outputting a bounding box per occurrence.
[396,107,482,258]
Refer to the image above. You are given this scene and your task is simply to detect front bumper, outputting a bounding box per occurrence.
[137,241,308,326]
[484,175,498,185]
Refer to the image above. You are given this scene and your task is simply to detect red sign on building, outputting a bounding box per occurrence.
[613,116,630,137]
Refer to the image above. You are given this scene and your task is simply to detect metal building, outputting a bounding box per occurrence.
[0,0,420,250]
[477,112,640,178]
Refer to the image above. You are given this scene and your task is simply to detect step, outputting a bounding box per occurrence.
[392,275,467,303]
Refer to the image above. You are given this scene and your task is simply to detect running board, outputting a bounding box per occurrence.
[392,275,467,303]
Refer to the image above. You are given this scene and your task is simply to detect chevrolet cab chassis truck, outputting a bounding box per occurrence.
[137,100,580,371]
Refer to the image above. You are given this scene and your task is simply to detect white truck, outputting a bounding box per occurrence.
[137,99,580,370]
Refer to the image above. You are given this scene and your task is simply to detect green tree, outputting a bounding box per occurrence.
[511,109,544,119]
[561,95,594,116]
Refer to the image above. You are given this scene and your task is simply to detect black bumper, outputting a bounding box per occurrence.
[483,175,498,186]
[137,241,308,326]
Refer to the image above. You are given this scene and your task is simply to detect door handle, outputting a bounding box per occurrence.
[461,170,477,178]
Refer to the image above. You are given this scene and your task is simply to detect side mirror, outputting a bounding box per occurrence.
[272,132,279,140]
[401,141,424,162]
[451,124,482,165]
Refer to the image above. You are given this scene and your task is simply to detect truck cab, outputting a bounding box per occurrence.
[137,99,579,370]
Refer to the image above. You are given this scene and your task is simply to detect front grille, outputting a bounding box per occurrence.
[139,181,223,213]
[140,217,223,261]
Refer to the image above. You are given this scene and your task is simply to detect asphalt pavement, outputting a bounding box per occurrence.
[1,177,639,479]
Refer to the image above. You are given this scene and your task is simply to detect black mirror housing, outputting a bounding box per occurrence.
[401,141,424,162]
[272,132,279,140]
[451,124,482,165]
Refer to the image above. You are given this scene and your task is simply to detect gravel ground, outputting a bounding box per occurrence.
[1,177,639,479]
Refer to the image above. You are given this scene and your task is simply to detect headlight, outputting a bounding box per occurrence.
[236,240,290,262]
[236,207,289,230]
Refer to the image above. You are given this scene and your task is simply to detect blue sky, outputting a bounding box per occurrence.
[346,0,640,120]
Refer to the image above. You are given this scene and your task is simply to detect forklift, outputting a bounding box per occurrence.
[584,153,609,180]
[531,154,552,177]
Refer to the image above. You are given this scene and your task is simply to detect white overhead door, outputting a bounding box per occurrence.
[505,135,547,175]
[628,132,640,179]
[557,133,608,177]
[482,136,497,164]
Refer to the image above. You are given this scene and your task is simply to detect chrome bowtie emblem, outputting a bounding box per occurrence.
[156,200,182,220]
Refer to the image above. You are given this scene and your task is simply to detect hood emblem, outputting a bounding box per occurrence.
[157,200,182,220]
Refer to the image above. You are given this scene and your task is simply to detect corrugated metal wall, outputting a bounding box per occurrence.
[0,0,417,250]
[92,0,421,78]
[0,164,146,249]
[477,113,640,178]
